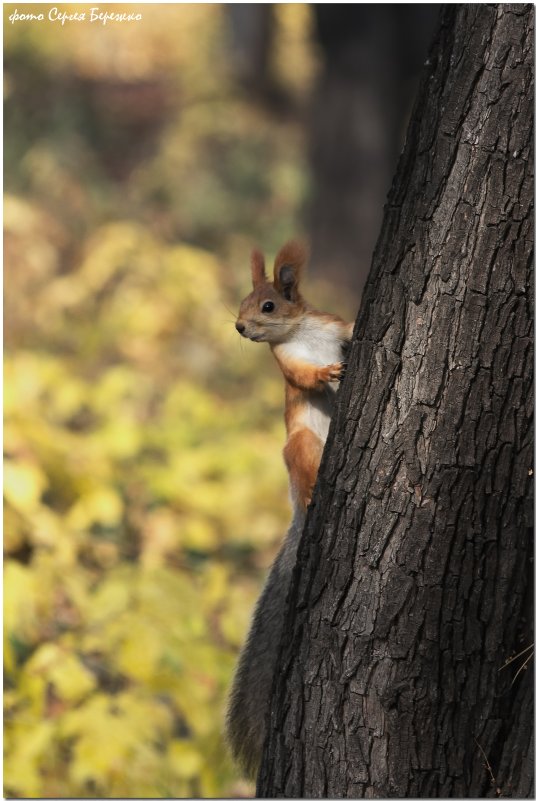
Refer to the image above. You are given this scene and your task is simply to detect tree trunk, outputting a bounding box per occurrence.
[258,5,533,798]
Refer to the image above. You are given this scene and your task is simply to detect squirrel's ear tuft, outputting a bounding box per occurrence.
[251,249,267,288]
[273,240,308,302]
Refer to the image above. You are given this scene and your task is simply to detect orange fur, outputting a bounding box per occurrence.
[236,240,354,514]
[250,249,267,288]
[272,352,344,391]
[283,427,324,511]
[273,240,308,301]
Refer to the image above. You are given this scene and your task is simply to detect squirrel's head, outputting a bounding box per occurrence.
[235,241,308,343]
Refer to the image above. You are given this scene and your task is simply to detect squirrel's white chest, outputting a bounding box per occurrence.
[282,321,344,443]
[281,321,343,366]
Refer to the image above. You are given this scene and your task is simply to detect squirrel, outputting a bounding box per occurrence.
[225,240,354,778]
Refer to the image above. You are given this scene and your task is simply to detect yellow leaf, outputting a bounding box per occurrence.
[3,504,26,555]
[23,643,96,703]
[4,461,47,514]
[4,720,54,797]
[49,655,96,703]
[68,486,123,529]
[168,740,203,779]
[116,620,161,682]
[30,507,78,564]
[4,562,38,642]
[4,631,15,675]
[96,420,142,459]
[25,641,63,672]
[181,516,218,551]
[50,378,86,418]
[69,717,137,786]
[85,577,130,625]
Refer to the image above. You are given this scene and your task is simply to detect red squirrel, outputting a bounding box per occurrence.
[226,241,354,777]
[235,240,354,513]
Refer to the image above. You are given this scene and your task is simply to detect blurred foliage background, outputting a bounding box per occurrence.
[4,4,437,797]
[4,5,318,797]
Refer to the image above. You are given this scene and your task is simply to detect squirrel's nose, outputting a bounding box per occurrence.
[235,322,245,335]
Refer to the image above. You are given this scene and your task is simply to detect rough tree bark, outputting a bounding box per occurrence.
[258,5,533,798]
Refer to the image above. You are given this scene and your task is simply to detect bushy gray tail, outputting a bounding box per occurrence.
[225,512,304,778]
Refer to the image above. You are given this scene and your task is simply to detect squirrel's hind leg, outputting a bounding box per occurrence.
[283,427,323,511]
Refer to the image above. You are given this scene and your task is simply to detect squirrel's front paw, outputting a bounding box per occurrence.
[319,362,346,383]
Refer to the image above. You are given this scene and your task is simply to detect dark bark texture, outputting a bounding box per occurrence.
[258,5,533,798]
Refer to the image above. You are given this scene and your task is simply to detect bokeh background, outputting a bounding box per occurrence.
[4,5,438,797]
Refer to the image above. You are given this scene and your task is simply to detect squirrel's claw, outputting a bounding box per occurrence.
[323,361,346,383]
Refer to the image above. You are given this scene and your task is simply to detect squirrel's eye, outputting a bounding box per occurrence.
[261,301,275,313]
